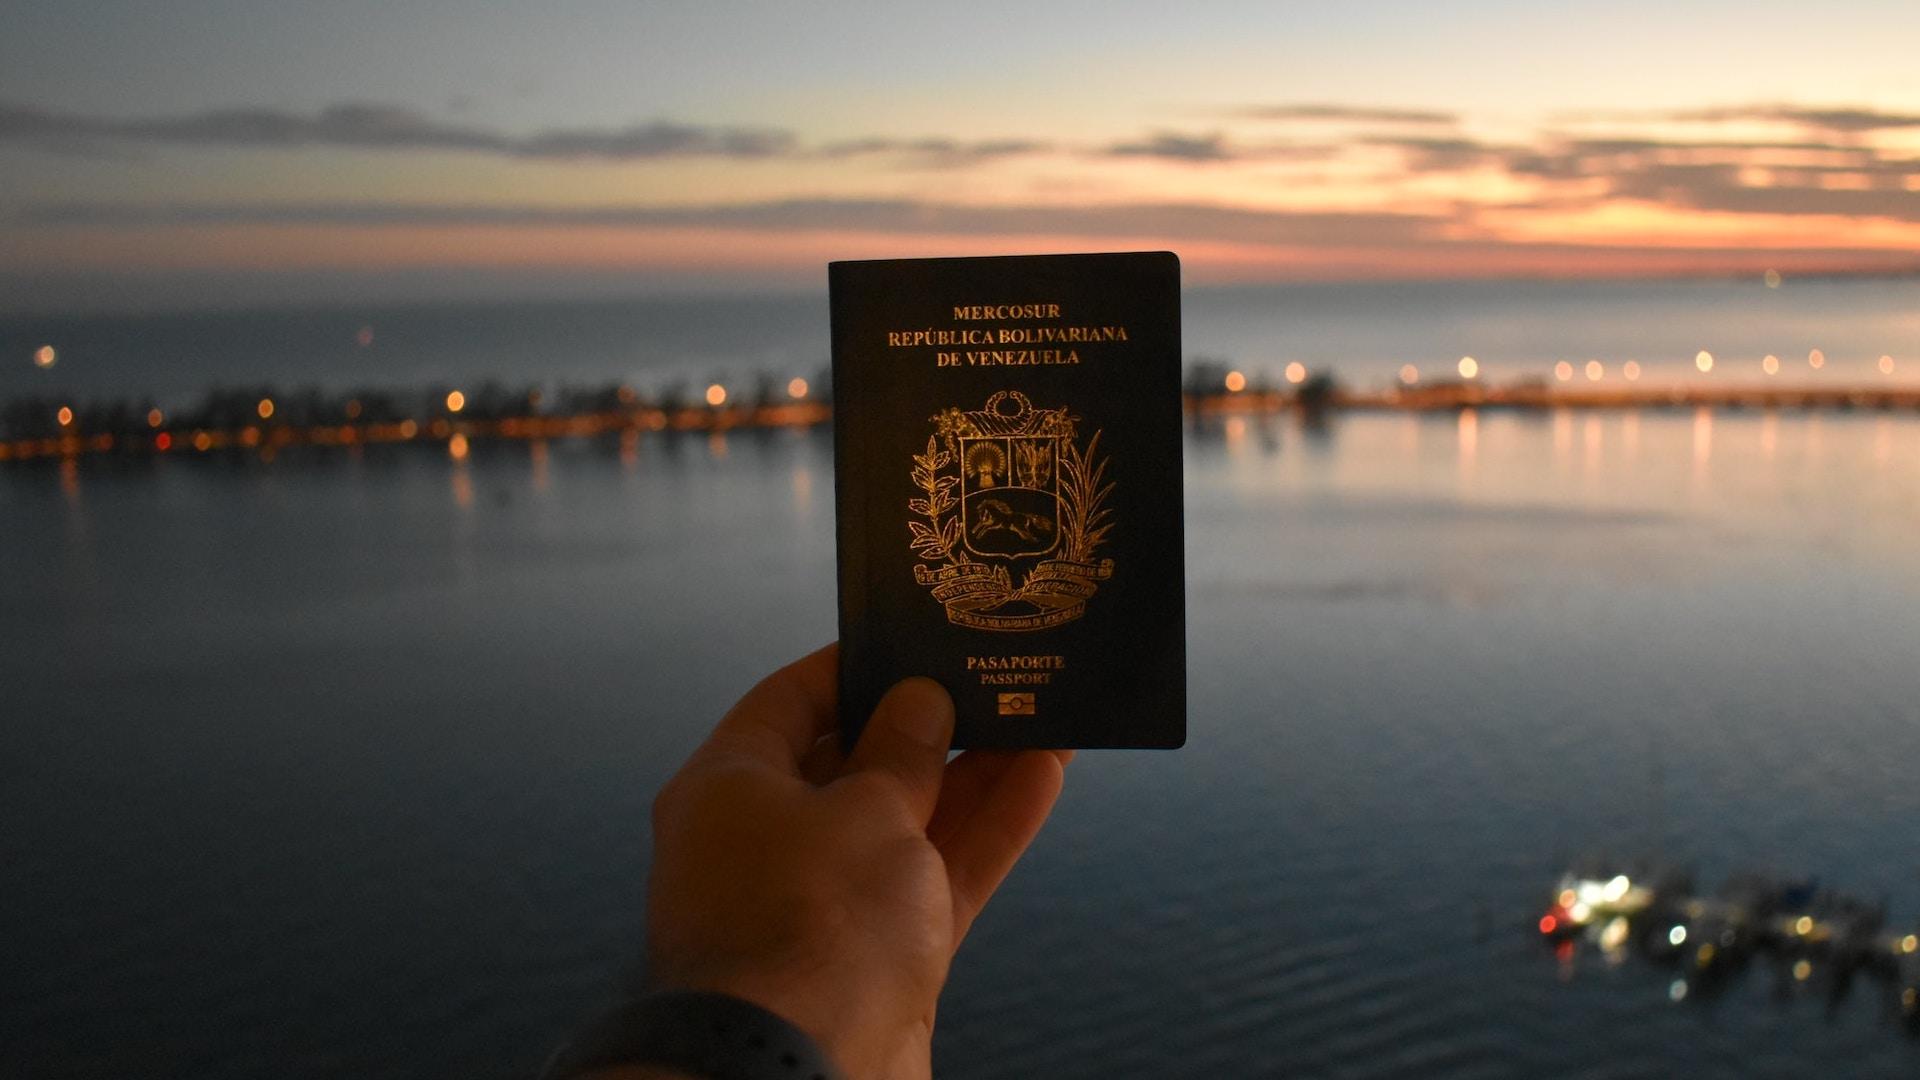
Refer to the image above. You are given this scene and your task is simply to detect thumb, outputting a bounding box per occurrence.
[842,677,954,825]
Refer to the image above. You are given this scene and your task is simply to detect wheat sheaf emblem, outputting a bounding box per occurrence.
[909,391,1115,632]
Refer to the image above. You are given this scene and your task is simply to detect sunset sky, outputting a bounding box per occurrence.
[5,1,1920,311]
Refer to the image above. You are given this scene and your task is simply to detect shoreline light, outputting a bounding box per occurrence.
[1809,348,1825,370]
[787,377,809,399]
[705,383,728,407]
[1457,356,1479,379]
[1695,350,1714,373]
[1555,361,1573,382]
[445,390,466,413]
[1762,354,1779,375]
[34,345,56,369]
[1880,355,1896,374]
[1585,360,1603,381]
[1398,364,1419,385]
[1223,370,1246,393]
[147,409,165,428]
[257,398,275,420]
[1623,360,1641,381]
[57,405,74,427]
[1284,362,1307,385]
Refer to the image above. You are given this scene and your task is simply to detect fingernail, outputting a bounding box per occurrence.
[882,677,953,749]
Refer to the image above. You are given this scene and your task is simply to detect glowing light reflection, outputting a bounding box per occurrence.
[1223,370,1247,393]
[1284,362,1307,385]
[1692,407,1712,477]
[1695,350,1713,373]
[1457,356,1479,379]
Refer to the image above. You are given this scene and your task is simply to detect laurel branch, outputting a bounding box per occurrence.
[907,436,966,565]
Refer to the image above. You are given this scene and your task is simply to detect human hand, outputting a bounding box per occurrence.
[634,643,1069,1080]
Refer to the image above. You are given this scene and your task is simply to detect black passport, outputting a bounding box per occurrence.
[831,252,1186,750]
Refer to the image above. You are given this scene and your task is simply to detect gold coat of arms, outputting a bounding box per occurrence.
[909,391,1115,631]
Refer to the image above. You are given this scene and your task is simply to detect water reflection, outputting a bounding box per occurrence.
[1223,415,1247,456]
[792,461,814,515]
[1457,407,1478,477]
[1692,407,1713,485]
[451,460,473,511]
[531,439,550,492]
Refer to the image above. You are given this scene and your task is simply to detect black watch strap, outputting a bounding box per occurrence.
[539,990,846,1080]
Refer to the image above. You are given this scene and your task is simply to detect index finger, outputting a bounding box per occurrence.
[696,642,839,774]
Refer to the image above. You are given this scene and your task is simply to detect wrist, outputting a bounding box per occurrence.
[541,991,845,1080]
[645,972,854,1073]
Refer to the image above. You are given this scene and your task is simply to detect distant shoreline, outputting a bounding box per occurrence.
[5,383,1916,466]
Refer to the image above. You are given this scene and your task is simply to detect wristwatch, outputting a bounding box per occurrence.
[539,990,845,1080]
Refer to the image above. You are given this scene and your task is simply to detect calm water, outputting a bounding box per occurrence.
[5,409,1920,1079]
[3,277,1917,403]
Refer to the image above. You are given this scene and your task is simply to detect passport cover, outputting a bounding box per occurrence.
[831,252,1186,750]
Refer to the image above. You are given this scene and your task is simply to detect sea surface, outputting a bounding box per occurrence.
[3,277,1917,403]
[5,403,1919,1079]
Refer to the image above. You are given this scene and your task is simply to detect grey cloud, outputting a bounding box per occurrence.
[1233,103,1457,125]
[1104,131,1233,162]
[0,100,797,159]
[13,196,1451,247]
[813,137,1052,163]
[1671,105,1920,133]
[1362,135,1512,171]
[0,99,1069,166]
[1602,162,1920,222]
[1573,104,1920,134]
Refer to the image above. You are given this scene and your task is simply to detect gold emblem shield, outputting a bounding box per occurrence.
[910,391,1115,632]
[959,433,1060,559]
